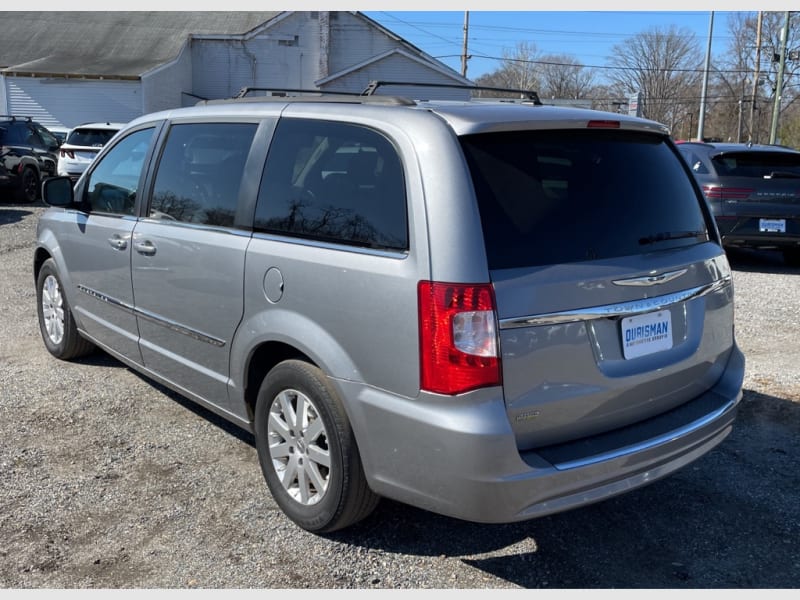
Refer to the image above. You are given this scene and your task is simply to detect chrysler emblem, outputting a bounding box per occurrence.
[612,268,687,287]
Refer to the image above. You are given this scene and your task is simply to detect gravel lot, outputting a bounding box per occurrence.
[1,200,798,589]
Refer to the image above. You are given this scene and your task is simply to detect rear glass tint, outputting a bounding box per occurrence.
[66,128,118,147]
[710,151,800,178]
[460,130,710,270]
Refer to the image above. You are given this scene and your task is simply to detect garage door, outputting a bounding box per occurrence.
[5,77,142,129]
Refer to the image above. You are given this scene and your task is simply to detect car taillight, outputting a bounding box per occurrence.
[418,281,501,395]
[702,186,754,200]
[60,149,75,159]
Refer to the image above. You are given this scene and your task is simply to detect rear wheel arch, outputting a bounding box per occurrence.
[244,341,312,422]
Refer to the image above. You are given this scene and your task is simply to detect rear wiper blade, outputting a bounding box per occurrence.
[639,230,707,245]
[764,171,800,179]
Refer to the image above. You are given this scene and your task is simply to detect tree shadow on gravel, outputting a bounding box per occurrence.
[327,388,800,588]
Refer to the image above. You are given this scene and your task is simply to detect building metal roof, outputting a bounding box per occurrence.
[0,11,282,78]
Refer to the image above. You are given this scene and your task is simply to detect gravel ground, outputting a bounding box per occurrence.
[1,200,798,589]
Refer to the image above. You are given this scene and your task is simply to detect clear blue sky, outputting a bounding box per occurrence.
[361,10,752,81]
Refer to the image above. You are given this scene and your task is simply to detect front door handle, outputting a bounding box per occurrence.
[133,240,157,256]
[108,235,128,251]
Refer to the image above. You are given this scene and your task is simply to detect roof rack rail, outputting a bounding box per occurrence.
[235,86,357,99]
[196,86,416,107]
[360,80,543,105]
[0,115,33,122]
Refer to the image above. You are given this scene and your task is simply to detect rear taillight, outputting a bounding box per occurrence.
[418,281,501,395]
[702,185,754,200]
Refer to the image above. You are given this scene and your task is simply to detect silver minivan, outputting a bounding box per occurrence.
[35,89,744,533]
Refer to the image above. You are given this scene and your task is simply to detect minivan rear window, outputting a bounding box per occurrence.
[461,130,710,270]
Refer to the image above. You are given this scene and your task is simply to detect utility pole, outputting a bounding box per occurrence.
[461,11,470,78]
[769,11,791,145]
[748,11,763,143]
[697,11,714,141]
[737,95,744,142]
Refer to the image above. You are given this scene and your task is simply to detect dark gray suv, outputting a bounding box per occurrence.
[1,116,59,202]
[34,89,744,533]
[677,141,800,266]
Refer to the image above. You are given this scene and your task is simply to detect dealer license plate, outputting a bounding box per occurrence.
[621,310,673,360]
[760,218,786,233]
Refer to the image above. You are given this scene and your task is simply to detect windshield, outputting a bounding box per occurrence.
[460,129,711,270]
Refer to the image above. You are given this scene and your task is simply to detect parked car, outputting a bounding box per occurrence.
[35,86,744,534]
[0,115,59,202]
[677,141,800,266]
[57,122,125,182]
[47,126,71,146]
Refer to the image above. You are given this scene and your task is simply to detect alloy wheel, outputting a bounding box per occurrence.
[267,388,331,505]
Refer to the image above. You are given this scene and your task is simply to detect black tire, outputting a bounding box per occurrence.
[36,258,95,360]
[782,248,800,268]
[16,166,39,203]
[254,360,379,533]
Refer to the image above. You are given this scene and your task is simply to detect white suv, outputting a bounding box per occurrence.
[57,121,125,182]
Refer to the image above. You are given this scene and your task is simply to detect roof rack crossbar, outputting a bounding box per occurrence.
[0,115,33,121]
[360,80,543,105]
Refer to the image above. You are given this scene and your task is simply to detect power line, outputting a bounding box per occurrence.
[441,53,795,77]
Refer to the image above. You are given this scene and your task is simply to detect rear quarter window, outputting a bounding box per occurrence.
[254,118,408,251]
[678,147,711,175]
[461,129,711,270]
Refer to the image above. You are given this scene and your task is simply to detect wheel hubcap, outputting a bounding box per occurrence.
[41,275,65,345]
[267,389,330,505]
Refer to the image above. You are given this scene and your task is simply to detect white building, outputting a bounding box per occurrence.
[0,11,473,129]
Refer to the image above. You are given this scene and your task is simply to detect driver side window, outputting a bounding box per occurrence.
[84,128,155,215]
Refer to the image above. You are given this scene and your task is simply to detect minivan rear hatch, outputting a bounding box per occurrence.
[460,127,736,450]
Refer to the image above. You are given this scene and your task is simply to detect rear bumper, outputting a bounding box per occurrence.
[717,216,800,250]
[339,343,744,524]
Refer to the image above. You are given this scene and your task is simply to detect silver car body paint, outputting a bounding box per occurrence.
[35,97,744,525]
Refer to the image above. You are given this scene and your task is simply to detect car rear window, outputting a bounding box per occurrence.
[66,128,118,147]
[710,151,800,178]
[460,129,710,270]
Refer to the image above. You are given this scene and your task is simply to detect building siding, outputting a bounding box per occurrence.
[3,77,142,129]
[2,12,473,124]
[192,12,326,100]
[321,53,471,100]
[142,42,194,111]
[328,12,399,75]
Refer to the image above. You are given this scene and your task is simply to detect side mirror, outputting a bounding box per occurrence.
[42,176,75,207]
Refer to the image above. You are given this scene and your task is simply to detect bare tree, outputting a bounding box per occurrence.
[607,25,703,131]
[538,54,595,100]
[474,41,541,96]
[719,11,800,144]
